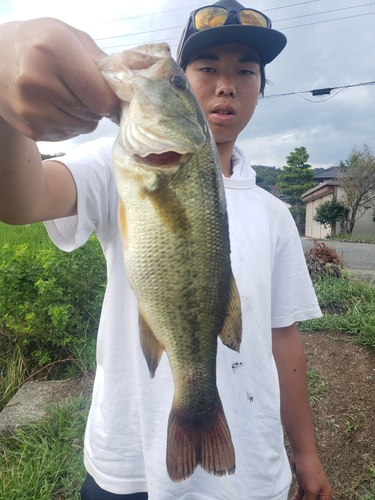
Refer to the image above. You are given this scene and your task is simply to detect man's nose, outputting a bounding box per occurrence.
[215,74,236,97]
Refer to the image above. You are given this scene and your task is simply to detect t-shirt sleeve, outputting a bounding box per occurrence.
[271,216,322,328]
[44,137,118,252]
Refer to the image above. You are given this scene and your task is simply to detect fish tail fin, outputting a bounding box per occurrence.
[166,394,235,482]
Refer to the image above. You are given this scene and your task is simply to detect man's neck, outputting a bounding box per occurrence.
[217,140,236,178]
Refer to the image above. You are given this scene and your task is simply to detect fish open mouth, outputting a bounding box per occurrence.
[133,152,183,167]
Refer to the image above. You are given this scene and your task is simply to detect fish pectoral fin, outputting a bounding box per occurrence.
[145,178,191,234]
[138,310,164,378]
[219,274,242,352]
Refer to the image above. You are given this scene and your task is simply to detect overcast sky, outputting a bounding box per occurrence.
[1,0,374,169]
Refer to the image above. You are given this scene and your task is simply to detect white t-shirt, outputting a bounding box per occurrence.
[45,138,321,500]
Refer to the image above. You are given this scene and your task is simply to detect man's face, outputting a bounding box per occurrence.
[185,43,261,148]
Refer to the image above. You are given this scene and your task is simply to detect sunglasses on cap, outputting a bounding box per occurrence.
[193,5,272,32]
[177,1,286,67]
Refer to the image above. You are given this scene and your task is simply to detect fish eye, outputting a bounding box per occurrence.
[171,74,187,89]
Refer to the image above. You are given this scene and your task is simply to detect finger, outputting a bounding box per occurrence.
[15,19,119,122]
[19,100,100,142]
[8,19,120,138]
[12,63,102,141]
[289,485,304,500]
[53,22,120,119]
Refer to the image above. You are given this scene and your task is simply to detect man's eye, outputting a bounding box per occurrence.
[239,69,255,75]
[199,67,215,73]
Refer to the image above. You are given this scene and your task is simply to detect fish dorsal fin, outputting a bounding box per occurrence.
[219,274,242,353]
[145,177,191,234]
[139,309,165,378]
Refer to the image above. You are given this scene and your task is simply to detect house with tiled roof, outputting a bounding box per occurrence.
[313,166,341,182]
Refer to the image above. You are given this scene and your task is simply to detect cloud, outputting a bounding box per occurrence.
[236,1,375,168]
[4,0,373,170]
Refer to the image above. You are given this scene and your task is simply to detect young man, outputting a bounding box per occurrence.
[0,0,332,498]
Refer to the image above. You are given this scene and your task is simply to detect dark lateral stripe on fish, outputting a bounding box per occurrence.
[166,394,235,482]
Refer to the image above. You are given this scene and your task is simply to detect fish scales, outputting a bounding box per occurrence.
[125,144,229,390]
[98,43,242,483]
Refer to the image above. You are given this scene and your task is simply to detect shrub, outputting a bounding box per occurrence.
[304,240,344,279]
[313,198,349,234]
[0,235,106,402]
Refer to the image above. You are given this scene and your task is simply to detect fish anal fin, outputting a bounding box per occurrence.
[138,310,164,378]
[145,178,190,234]
[219,274,242,352]
[166,393,235,482]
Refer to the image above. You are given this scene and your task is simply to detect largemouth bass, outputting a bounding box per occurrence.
[97,43,242,482]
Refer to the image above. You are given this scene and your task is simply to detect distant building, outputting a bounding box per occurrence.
[313,166,341,182]
[301,166,375,237]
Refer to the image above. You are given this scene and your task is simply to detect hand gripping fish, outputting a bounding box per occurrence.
[97,43,242,483]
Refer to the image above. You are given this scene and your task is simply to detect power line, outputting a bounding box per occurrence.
[94,3,203,25]
[296,89,345,103]
[100,36,181,51]
[96,9,375,49]
[273,2,375,23]
[95,24,183,42]
[94,0,325,26]
[263,80,375,101]
[264,0,323,11]
[98,9,375,48]
[277,10,375,29]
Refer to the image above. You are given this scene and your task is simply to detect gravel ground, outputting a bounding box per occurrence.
[301,238,375,283]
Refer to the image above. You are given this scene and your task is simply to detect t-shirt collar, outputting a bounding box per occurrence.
[222,145,256,189]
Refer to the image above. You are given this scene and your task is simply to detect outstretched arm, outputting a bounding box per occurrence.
[0,18,119,224]
[272,323,332,500]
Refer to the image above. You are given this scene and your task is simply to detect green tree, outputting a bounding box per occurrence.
[339,144,375,234]
[253,165,280,192]
[277,147,316,229]
[313,198,349,235]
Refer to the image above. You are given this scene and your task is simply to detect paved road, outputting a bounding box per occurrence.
[301,238,375,282]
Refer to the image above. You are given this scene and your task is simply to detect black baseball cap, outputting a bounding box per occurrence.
[177,0,287,67]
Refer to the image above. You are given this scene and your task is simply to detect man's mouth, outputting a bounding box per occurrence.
[133,152,182,167]
[211,105,235,116]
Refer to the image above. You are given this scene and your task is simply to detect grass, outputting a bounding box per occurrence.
[0,342,29,411]
[0,223,90,498]
[350,457,375,499]
[1,223,53,411]
[328,233,375,243]
[300,273,375,497]
[0,223,104,412]
[1,224,375,496]
[0,397,89,500]
[299,273,375,349]
[0,221,53,251]
[307,369,326,404]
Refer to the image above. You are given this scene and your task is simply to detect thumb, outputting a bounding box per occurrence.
[70,25,109,62]
[63,24,120,121]
[290,484,304,500]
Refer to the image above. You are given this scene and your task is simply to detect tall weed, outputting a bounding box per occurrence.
[0,397,89,500]
[0,222,53,251]
[0,232,106,409]
[300,276,375,348]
